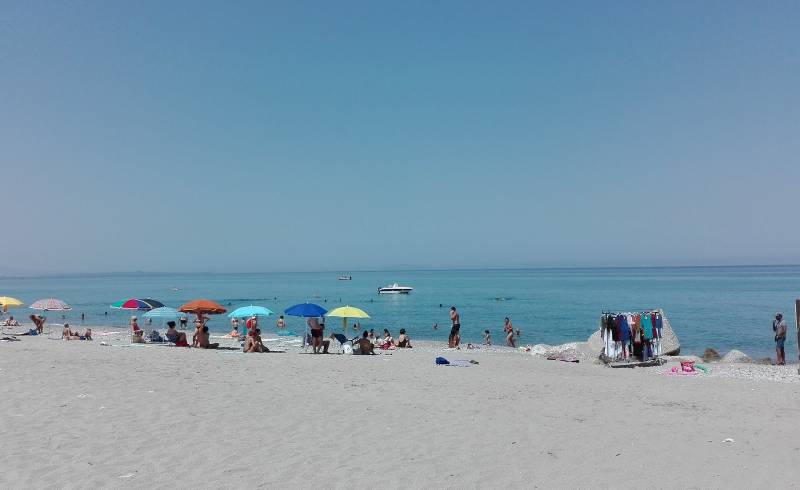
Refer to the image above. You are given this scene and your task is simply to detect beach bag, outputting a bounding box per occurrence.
[680,361,695,373]
[148,330,164,342]
[342,344,353,355]
[436,356,450,365]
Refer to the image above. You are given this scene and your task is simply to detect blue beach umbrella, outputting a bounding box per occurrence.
[228,305,274,318]
[285,303,327,351]
[284,303,327,318]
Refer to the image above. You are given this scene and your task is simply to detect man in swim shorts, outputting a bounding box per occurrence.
[773,312,787,365]
[449,306,461,348]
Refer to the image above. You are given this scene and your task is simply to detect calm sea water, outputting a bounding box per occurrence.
[1,266,798,358]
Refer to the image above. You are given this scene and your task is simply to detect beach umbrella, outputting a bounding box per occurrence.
[228,305,274,318]
[178,299,227,315]
[285,303,327,351]
[111,299,153,311]
[110,298,165,311]
[30,298,71,311]
[0,296,23,313]
[284,303,327,318]
[140,298,165,309]
[326,305,370,331]
[143,307,182,319]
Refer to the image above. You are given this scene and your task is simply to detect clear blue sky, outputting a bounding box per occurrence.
[2,0,799,274]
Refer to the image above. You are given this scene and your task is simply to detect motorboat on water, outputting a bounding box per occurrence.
[338,275,352,281]
[378,283,413,294]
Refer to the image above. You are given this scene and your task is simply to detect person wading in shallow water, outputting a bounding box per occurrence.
[449,306,461,348]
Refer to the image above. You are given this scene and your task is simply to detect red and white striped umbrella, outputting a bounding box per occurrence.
[29,298,72,311]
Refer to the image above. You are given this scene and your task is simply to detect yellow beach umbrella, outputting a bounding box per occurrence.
[325,305,370,331]
[0,296,23,313]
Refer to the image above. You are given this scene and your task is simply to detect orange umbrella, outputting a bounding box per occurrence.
[178,299,227,315]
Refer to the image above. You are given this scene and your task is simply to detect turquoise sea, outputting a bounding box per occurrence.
[1,266,798,359]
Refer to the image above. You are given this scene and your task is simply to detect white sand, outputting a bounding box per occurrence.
[1,331,799,489]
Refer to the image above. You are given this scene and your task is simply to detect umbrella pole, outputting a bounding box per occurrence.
[304,319,310,353]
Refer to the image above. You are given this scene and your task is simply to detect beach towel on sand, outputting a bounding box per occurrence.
[436,357,478,367]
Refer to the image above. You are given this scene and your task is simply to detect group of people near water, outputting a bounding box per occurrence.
[443,306,522,349]
[122,306,524,353]
[6,304,522,353]
[0,314,93,340]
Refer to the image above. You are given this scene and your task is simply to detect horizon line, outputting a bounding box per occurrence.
[2,263,799,280]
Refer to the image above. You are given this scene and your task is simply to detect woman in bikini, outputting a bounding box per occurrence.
[504,317,515,348]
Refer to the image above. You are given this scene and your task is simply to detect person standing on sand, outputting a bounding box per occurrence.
[308,316,324,353]
[276,315,285,330]
[773,313,787,365]
[449,306,461,348]
[504,317,515,347]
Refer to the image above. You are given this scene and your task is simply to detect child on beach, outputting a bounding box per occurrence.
[483,329,492,345]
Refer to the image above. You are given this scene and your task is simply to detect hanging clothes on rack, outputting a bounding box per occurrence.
[599,309,665,363]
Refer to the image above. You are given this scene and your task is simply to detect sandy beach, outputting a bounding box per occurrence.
[1,330,798,489]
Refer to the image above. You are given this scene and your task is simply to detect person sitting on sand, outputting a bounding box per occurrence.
[380,329,395,349]
[165,321,189,346]
[131,316,145,343]
[2,316,20,327]
[397,328,412,348]
[62,324,77,339]
[197,326,219,349]
[368,329,375,340]
[229,324,239,339]
[244,328,270,352]
[483,329,492,345]
[243,334,259,352]
[62,324,91,340]
[504,317,515,348]
[357,331,374,355]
